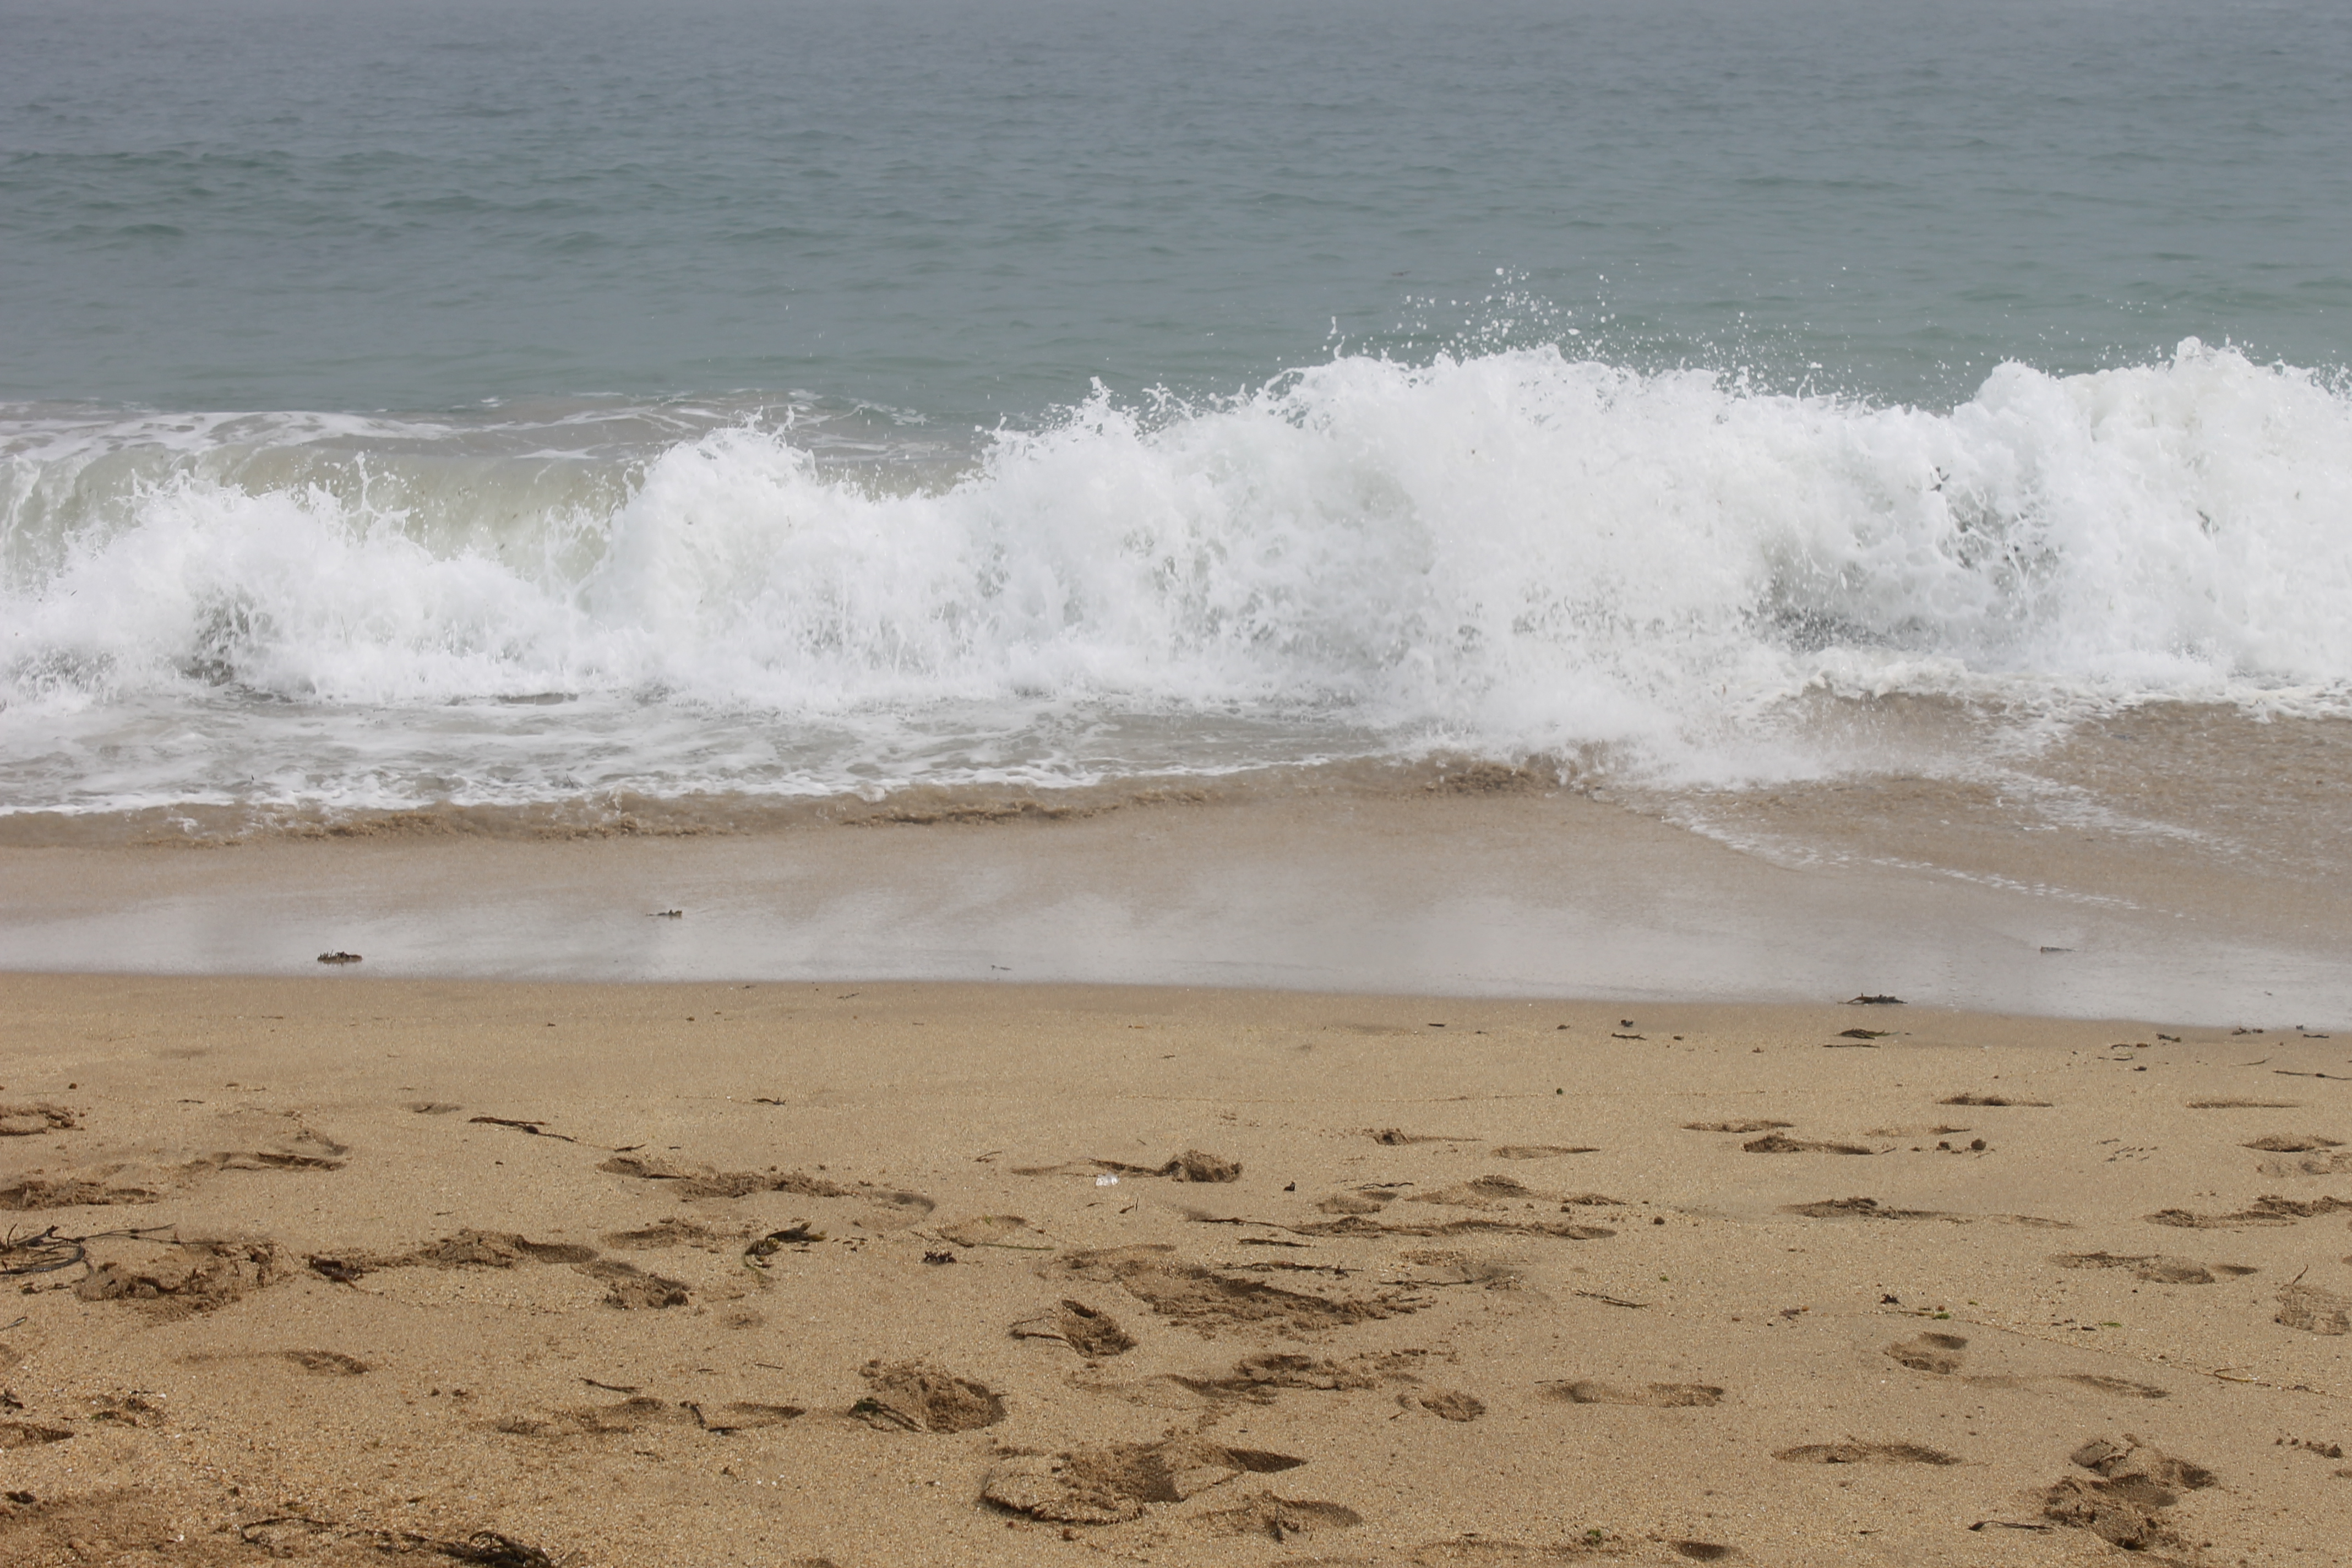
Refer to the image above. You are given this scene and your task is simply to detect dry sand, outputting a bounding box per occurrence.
[2,974,2349,1566]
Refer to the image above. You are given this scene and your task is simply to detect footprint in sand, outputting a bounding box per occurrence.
[981,1438,1306,1524]
[0,1103,78,1137]
[935,1213,1034,1248]
[74,1237,280,1319]
[1405,1175,1549,1207]
[0,1421,73,1449]
[2042,1436,2215,1551]
[498,1395,803,1439]
[1886,1332,1969,1374]
[1884,1333,2170,1398]
[2242,1134,2343,1152]
[2146,1195,2352,1228]
[1773,1440,1961,1466]
[1167,1350,1430,1402]
[1316,1189,1396,1215]
[600,1217,737,1251]
[1012,1151,1242,1182]
[2052,1250,2257,1286]
[1190,1493,1362,1544]
[853,1359,1005,1432]
[1784,1196,2071,1227]
[1743,1133,1879,1155]
[1543,1380,1724,1407]
[1049,1244,1421,1335]
[1011,1299,1138,1358]
[2276,1281,2352,1335]
[1398,1389,1486,1422]
[306,1229,689,1309]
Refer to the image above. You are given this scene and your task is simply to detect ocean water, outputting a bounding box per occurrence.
[5,0,2351,851]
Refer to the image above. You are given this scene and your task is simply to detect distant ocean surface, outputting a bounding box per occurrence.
[4,0,2350,843]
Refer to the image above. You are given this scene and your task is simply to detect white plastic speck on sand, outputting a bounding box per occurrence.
[1095,1174,1118,1186]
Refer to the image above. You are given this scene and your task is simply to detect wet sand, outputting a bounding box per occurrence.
[4,784,2349,1025]
[4,975,2351,1566]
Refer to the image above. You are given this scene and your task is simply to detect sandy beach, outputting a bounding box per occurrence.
[3,971,2348,1566]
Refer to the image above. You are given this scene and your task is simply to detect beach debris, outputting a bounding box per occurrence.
[853,1359,1004,1433]
[744,1223,825,1262]
[1939,1093,2051,1107]
[1844,994,1904,1005]
[1835,1028,1892,1040]
[1683,1119,1792,1134]
[1572,1289,1650,1308]
[467,1115,582,1144]
[1299,1212,1615,1242]
[1095,1173,1118,1186]
[1490,1144,1599,1157]
[982,1439,1305,1524]
[2041,1435,2214,1550]
[2,1223,177,1279]
[1011,1299,1137,1357]
[648,908,683,918]
[315,951,362,965]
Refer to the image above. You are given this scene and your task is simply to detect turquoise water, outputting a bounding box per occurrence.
[4,0,2351,823]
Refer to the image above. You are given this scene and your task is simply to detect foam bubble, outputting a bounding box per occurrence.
[3,339,2349,812]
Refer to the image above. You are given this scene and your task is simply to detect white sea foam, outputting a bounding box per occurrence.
[3,340,2349,812]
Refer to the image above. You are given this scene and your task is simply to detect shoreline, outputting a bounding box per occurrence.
[3,974,2349,1565]
[3,785,2348,1029]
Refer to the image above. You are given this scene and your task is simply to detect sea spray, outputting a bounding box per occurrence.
[3,340,2349,814]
